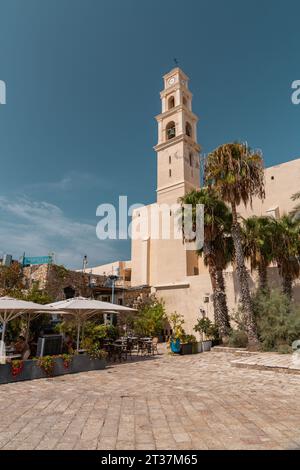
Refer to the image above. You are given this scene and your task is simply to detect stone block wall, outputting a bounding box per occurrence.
[22,264,107,301]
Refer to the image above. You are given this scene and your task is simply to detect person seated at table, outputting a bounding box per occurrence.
[14,335,31,360]
[63,333,75,354]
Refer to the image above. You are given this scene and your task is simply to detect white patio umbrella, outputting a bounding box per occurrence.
[46,297,136,350]
[0,296,51,344]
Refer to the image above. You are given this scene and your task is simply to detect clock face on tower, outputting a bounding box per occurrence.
[168,76,175,86]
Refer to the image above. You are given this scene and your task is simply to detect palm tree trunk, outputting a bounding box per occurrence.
[208,264,222,328]
[215,268,231,336]
[282,272,293,300]
[231,203,259,348]
[205,242,230,339]
[258,262,268,292]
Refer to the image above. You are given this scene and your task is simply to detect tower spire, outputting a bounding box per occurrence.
[154,68,201,204]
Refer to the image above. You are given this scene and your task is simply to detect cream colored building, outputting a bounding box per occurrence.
[91,67,300,334]
[87,260,132,281]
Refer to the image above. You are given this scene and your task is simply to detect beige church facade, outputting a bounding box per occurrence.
[92,68,300,334]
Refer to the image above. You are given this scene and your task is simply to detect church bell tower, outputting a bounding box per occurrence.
[154,68,201,204]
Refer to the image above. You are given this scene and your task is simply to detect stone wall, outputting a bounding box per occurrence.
[22,264,107,301]
[22,264,152,307]
[123,286,151,309]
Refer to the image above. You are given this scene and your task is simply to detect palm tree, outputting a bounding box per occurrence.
[272,215,300,299]
[242,216,275,292]
[290,192,300,221]
[180,188,232,338]
[205,142,265,347]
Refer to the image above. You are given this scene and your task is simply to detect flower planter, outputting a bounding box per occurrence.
[170,339,181,354]
[31,360,49,380]
[0,360,34,384]
[72,354,92,373]
[0,361,34,383]
[181,343,193,355]
[202,340,212,352]
[192,342,203,354]
[71,354,105,373]
[0,354,106,385]
[54,357,72,376]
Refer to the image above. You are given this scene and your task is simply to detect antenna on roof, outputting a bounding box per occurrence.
[173,58,179,66]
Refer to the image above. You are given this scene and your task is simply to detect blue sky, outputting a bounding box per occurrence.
[0,0,299,269]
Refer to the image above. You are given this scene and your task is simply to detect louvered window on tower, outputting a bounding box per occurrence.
[186,122,192,137]
[168,96,175,109]
[166,121,176,140]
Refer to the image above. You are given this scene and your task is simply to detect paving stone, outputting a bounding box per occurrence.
[1,351,300,449]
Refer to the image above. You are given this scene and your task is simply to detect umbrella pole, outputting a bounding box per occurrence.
[1,321,6,344]
[82,323,85,343]
[76,320,80,351]
[25,314,31,343]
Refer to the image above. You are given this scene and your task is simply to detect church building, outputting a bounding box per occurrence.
[91,67,300,334]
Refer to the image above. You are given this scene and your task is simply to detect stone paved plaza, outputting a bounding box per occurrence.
[1,350,300,450]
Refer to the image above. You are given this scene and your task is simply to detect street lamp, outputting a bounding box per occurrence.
[108,267,119,304]
[82,255,88,274]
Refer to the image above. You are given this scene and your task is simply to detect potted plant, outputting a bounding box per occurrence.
[194,318,218,352]
[168,312,185,354]
[181,334,197,355]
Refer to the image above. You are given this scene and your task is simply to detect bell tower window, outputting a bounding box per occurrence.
[168,96,175,109]
[166,121,176,140]
[185,122,192,138]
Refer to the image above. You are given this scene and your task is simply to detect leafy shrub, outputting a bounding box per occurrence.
[168,312,185,340]
[277,344,292,354]
[86,345,108,360]
[56,320,119,348]
[61,354,73,369]
[230,308,247,332]
[253,289,300,352]
[194,318,219,341]
[227,330,248,348]
[182,334,197,344]
[11,359,24,377]
[37,356,55,376]
[83,324,118,343]
[134,299,167,337]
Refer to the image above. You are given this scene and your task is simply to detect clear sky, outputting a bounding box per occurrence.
[0,0,299,269]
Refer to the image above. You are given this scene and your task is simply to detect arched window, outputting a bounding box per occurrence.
[169,155,171,164]
[64,286,75,299]
[185,121,192,137]
[166,121,176,140]
[183,96,187,107]
[189,152,193,166]
[168,96,175,109]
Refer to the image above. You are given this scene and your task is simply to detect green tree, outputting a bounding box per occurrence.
[168,311,185,340]
[205,142,265,347]
[180,188,232,337]
[0,263,24,293]
[290,191,300,221]
[242,216,275,292]
[272,215,300,299]
[134,297,166,337]
[10,283,53,305]
[253,289,300,352]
